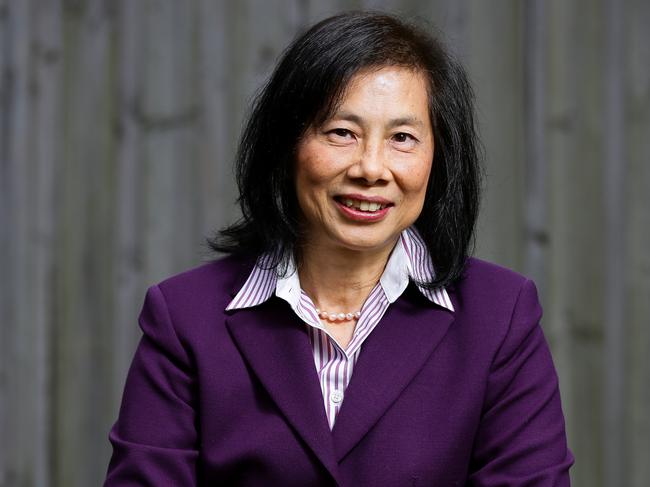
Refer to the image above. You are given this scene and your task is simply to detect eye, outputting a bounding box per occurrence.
[330,128,353,139]
[392,132,416,143]
[391,132,419,150]
[325,127,356,144]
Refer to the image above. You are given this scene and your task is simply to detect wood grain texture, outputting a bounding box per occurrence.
[465,0,525,272]
[547,1,607,485]
[0,1,9,483]
[603,0,625,484]
[52,1,116,485]
[545,0,579,483]
[112,0,143,412]
[2,2,52,485]
[623,2,650,486]
[1,1,648,485]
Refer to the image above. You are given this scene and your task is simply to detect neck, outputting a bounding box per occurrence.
[297,238,397,313]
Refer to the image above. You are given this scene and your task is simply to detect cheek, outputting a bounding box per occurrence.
[296,146,343,192]
[402,161,433,201]
[295,163,330,200]
[296,142,322,178]
[294,156,336,213]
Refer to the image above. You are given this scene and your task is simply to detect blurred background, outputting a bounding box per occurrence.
[1,0,648,486]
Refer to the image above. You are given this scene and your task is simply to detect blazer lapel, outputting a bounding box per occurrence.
[331,289,455,462]
[225,299,340,483]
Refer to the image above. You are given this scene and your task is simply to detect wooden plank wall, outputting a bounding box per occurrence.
[1,1,648,486]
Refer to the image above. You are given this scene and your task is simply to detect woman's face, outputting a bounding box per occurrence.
[294,66,434,254]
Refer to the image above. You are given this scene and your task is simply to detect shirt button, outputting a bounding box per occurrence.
[330,390,344,404]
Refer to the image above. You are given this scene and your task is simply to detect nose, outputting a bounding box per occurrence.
[347,140,390,185]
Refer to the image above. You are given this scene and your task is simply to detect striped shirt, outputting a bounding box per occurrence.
[226,226,454,429]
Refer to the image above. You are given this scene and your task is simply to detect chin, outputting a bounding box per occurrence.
[332,230,398,253]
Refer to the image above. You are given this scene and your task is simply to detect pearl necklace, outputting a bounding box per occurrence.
[316,308,361,323]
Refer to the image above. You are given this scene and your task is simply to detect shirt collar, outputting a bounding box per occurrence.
[226,227,454,312]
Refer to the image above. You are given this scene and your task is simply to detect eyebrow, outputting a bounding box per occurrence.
[330,111,426,130]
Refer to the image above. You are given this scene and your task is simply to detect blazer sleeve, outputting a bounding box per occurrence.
[468,279,574,486]
[105,285,199,486]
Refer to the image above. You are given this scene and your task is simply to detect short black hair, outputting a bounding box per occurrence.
[208,11,481,288]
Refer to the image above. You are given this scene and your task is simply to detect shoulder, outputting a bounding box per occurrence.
[445,258,545,377]
[157,253,253,296]
[450,257,539,320]
[458,257,529,290]
[149,254,255,324]
[132,254,258,348]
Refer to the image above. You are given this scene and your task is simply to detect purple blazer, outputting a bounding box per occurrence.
[105,255,573,486]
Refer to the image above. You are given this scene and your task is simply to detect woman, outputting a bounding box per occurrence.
[106,11,573,486]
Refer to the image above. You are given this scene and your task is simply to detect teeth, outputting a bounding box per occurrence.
[340,198,387,212]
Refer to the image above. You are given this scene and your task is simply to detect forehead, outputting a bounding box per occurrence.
[328,66,430,119]
[347,66,427,90]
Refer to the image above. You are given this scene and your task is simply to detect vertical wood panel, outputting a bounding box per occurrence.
[624,1,650,485]
[0,0,9,482]
[545,0,577,481]
[31,2,62,485]
[523,0,548,296]
[602,0,626,484]
[568,0,607,483]
[52,1,116,484]
[112,0,144,408]
[548,1,608,485]
[466,0,524,271]
[2,1,51,485]
[139,0,199,285]
[197,0,237,249]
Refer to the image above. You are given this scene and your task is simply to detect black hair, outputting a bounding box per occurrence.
[208,11,481,288]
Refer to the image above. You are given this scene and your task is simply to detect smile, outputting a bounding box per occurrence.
[340,198,389,212]
[333,195,393,222]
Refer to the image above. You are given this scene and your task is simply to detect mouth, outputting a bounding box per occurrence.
[334,195,393,212]
[333,194,393,222]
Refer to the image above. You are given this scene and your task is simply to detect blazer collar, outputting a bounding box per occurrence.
[225,300,341,483]
[225,288,455,474]
[331,287,455,461]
